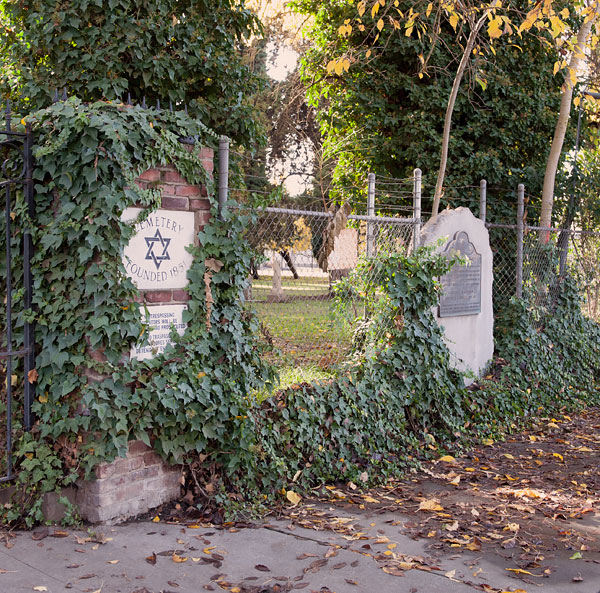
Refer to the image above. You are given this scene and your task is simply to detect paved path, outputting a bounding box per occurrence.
[0,505,598,593]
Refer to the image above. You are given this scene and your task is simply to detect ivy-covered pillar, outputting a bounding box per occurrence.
[76,143,214,523]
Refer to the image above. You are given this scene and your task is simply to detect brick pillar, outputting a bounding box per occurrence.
[77,145,214,523]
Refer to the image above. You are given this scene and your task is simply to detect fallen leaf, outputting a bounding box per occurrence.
[445,521,459,532]
[286,491,301,505]
[255,564,270,572]
[513,488,545,499]
[482,438,494,446]
[418,499,444,512]
[506,568,540,576]
[152,516,160,523]
[33,588,48,592]
[106,560,118,564]
[445,569,456,579]
[363,495,378,503]
[145,553,157,566]
[438,455,455,463]
[172,553,187,563]
[570,552,583,560]
[382,566,405,576]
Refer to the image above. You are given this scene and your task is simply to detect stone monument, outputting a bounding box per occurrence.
[420,207,493,379]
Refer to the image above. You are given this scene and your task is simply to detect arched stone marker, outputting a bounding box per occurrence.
[420,207,493,380]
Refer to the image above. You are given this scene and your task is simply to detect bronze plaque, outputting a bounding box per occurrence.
[439,231,481,318]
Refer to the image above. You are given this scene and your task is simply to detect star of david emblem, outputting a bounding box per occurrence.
[144,229,171,269]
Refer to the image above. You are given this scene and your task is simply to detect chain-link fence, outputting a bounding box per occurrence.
[488,220,600,324]
[242,205,418,375]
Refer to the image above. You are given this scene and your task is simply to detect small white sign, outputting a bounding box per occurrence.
[131,304,187,361]
[122,208,196,289]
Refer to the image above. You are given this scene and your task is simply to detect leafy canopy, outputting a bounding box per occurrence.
[1,0,265,146]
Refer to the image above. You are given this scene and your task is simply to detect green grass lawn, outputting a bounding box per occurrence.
[248,274,362,391]
[251,275,330,300]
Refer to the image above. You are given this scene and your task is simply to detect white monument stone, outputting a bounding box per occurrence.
[420,207,493,379]
[122,208,196,290]
[131,304,187,361]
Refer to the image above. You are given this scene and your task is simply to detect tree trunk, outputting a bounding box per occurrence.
[539,8,598,238]
[431,12,489,218]
[280,250,299,279]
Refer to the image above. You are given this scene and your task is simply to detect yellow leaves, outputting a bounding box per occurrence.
[448,475,461,486]
[503,522,520,532]
[172,553,187,563]
[487,17,503,39]
[465,467,475,472]
[449,13,459,31]
[357,1,366,17]
[506,567,541,576]
[426,2,433,18]
[327,58,350,76]
[371,2,380,18]
[376,18,384,32]
[38,394,48,404]
[553,452,564,462]
[418,498,444,512]
[197,371,206,379]
[338,23,353,37]
[286,490,301,505]
[519,9,539,34]
[502,453,515,460]
[363,495,378,503]
[366,49,372,59]
[482,438,494,446]
[549,14,565,39]
[437,455,455,463]
[152,515,160,522]
[513,488,545,499]
[203,546,216,554]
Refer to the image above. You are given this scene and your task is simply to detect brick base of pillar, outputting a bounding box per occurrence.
[76,440,182,524]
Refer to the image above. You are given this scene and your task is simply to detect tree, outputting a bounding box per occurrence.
[0,0,265,147]
[294,0,565,216]
[539,1,600,232]
[318,0,600,224]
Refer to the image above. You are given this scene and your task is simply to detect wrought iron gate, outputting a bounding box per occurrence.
[0,103,35,482]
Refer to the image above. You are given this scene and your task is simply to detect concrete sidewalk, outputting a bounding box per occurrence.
[0,506,598,593]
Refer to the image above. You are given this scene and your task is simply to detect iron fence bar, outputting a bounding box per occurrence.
[4,116,14,479]
[0,349,31,358]
[23,122,34,430]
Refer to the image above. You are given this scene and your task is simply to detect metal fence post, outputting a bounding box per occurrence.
[479,179,486,223]
[366,172,375,257]
[413,168,422,250]
[218,137,229,220]
[516,184,524,298]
